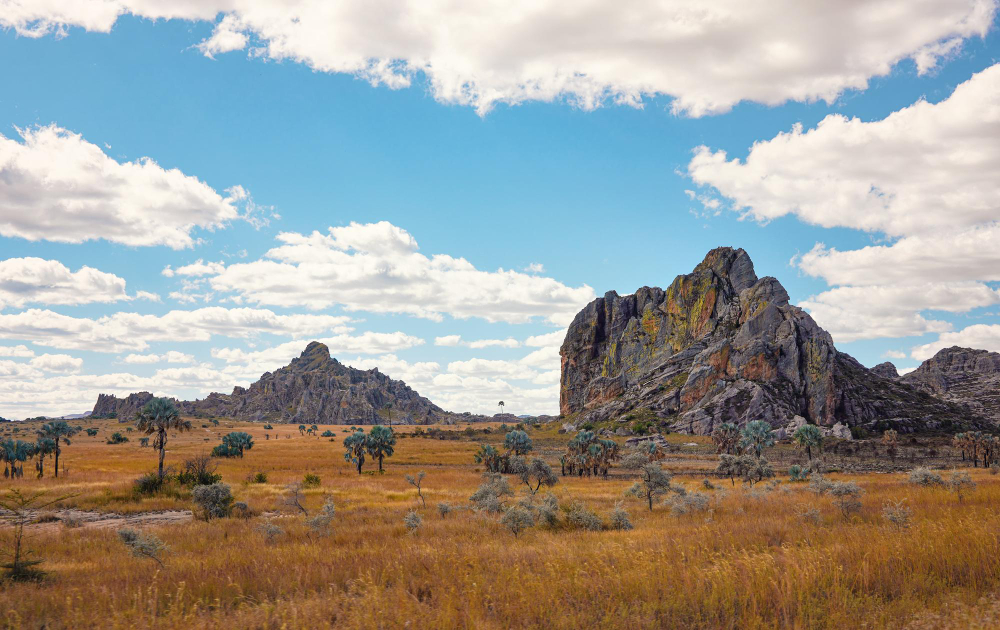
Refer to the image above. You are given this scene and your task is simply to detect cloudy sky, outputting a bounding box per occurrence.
[0,1,998,419]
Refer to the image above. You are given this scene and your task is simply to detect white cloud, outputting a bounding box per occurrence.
[911,324,1000,360]
[0,257,132,309]
[433,334,520,349]
[2,1,993,116]
[882,350,908,360]
[525,330,565,348]
[897,367,918,377]
[202,221,594,326]
[161,260,226,278]
[0,307,353,352]
[29,353,83,373]
[123,351,195,365]
[0,344,34,358]
[0,125,252,249]
[687,63,1000,343]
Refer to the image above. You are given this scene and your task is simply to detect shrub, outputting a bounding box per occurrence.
[248,471,268,484]
[302,473,321,488]
[321,430,335,437]
[501,506,535,537]
[534,493,560,527]
[566,503,603,531]
[829,481,863,519]
[947,470,976,501]
[609,503,633,531]
[403,510,423,534]
[437,502,453,518]
[118,528,166,567]
[667,491,711,516]
[808,474,835,495]
[882,499,912,529]
[176,455,221,487]
[909,467,944,486]
[702,478,716,490]
[258,520,283,543]
[85,428,98,437]
[788,464,811,482]
[233,502,253,519]
[469,473,513,513]
[106,432,129,445]
[795,504,822,525]
[192,483,234,520]
[133,472,165,496]
[306,498,336,535]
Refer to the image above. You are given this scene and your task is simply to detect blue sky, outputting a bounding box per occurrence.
[1,2,999,418]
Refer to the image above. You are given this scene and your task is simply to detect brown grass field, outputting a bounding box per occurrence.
[0,418,997,629]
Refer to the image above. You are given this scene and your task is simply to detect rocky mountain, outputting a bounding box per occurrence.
[92,391,153,419]
[870,362,900,379]
[901,347,1000,423]
[93,342,474,425]
[559,247,983,436]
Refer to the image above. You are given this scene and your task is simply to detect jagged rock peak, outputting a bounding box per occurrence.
[693,246,758,293]
[871,362,900,379]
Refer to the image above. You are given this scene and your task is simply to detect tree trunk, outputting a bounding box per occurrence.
[356,458,362,475]
[158,429,166,480]
[806,446,812,461]
[378,455,384,472]
[54,447,60,478]
[647,493,653,511]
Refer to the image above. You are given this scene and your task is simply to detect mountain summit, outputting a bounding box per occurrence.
[559,247,980,436]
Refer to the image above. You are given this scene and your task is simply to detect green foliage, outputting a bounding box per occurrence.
[135,397,191,480]
[788,464,810,482]
[192,483,235,520]
[473,443,505,473]
[222,432,254,457]
[626,462,677,511]
[321,430,335,437]
[504,429,533,456]
[211,443,239,458]
[739,421,775,459]
[176,455,221,487]
[403,509,422,534]
[366,425,396,473]
[609,503,633,531]
[343,431,367,474]
[106,432,129,445]
[133,472,165,495]
[302,473,321,488]
[85,428,98,437]
[249,471,268,484]
[792,425,824,460]
[518,457,558,496]
[501,506,535,537]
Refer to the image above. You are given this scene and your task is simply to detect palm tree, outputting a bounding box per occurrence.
[135,397,191,480]
[711,422,741,455]
[0,439,15,479]
[298,424,306,435]
[498,401,505,416]
[343,430,367,474]
[792,424,823,461]
[36,421,80,478]
[33,438,55,478]
[366,425,396,473]
[739,421,775,459]
[10,441,34,479]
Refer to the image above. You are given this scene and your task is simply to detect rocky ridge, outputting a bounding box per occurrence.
[93,342,487,425]
[901,347,1000,423]
[559,247,983,436]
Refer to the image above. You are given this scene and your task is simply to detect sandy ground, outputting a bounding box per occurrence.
[0,508,194,532]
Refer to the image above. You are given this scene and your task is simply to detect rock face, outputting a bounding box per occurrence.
[902,347,1000,422]
[93,343,461,425]
[559,247,981,435]
[871,362,900,379]
[91,391,153,419]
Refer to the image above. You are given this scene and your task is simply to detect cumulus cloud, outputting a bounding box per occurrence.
[0,307,353,352]
[0,344,34,358]
[0,257,135,309]
[199,221,594,326]
[687,63,1000,342]
[0,125,254,249]
[29,353,83,373]
[434,335,520,349]
[123,351,195,365]
[882,350,908,360]
[1,1,993,116]
[911,325,1000,360]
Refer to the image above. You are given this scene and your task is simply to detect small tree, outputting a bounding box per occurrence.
[792,425,824,461]
[474,444,505,473]
[220,432,254,457]
[280,482,309,515]
[741,456,774,487]
[343,430,368,473]
[947,470,976,502]
[711,422,741,455]
[501,506,534,537]
[829,481,863,519]
[403,510,422,534]
[504,430,533,456]
[626,463,676,511]
[366,425,396,473]
[118,528,167,567]
[405,471,426,507]
[33,438,55,478]
[0,490,67,580]
[135,398,191,481]
[470,473,513,513]
[36,420,80,479]
[739,421,775,459]
[519,458,558,497]
[192,483,235,520]
[715,454,745,486]
[306,498,336,535]
[298,424,306,435]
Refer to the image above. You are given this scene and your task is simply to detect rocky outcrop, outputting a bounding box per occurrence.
[560,247,983,435]
[91,391,153,419]
[871,362,900,379]
[175,342,451,424]
[902,347,1000,422]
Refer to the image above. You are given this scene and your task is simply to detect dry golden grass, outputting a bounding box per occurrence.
[0,418,997,629]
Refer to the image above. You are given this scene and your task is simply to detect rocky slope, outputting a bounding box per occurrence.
[559,247,982,436]
[94,342,473,425]
[870,362,900,379]
[92,392,153,419]
[901,347,1000,423]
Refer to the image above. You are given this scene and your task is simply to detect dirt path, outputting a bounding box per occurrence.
[0,508,194,532]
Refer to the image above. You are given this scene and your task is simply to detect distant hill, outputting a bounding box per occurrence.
[92,342,493,425]
[901,347,1000,424]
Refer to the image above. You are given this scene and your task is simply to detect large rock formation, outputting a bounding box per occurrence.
[559,247,981,435]
[901,347,1000,422]
[91,391,153,419]
[93,342,466,425]
[870,362,900,379]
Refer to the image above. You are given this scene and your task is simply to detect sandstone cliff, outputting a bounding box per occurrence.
[559,247,981,435]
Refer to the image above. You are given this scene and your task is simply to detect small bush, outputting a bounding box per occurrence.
[437,502,453,518]
[829,481,863,519]
[176,455,221,487]
[535,493,560,528]
[609,503,633,531]
[566,503,603,531]
[192,483,234,520]
[808,474,834,495]
[133,472,164,496]
[306,498,336,535]
[882,499,912,529]
[106,432,129,445]
[789,464,810,482]
[248,471,268,484]
[258,520,283,543]
[795,504,822,525]
[501,506,535,537]
[403,510,422,534]
[667,491,711,516]
[302,473,321,488]
[909,467,944,487]
[233,502,253,519]
[947,470,976,501]
[118,528,166,567]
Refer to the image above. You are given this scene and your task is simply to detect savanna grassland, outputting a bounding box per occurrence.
[0,419,998,629]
